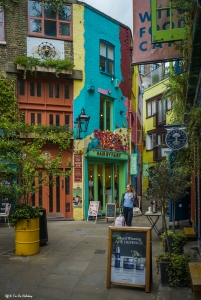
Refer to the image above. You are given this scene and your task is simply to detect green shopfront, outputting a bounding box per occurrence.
[84,150,128,218]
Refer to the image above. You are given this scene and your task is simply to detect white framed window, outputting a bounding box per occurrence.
[146,132,156,150]
[100,40,114,75]
[147,100,156,117]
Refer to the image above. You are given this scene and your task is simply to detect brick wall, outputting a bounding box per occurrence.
[0,0,75,76]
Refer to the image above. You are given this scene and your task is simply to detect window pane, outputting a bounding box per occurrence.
[19,81,25,95]
[59,6,71,21]
[152,133,156,147]
[59,23,70,36]
[0,7,2,22]
[108,46,114,60]
[29,0,42,17]
[167,99,171,110]
[31,113,35,125]
[49,114,53,125]
[147,103,151,117]
[64,85,69,99]
[44,3,56,19]
[100,98,104,130]
[30,82,35,96]
[65,115,69,125]
[37,82,41,97]
[30,19,42,33]
[65,176,70,195]
[44,20,56,36]
[106,101,111,131]
[49,84,53,98]
[100,42,106,56]
[108,61,114,75]
[158,134,161,144]
[56,115,60,126]
[55,84,59,98]
[37,113,41,124]
[0,26,2,39]
[152,100,156,114]
[100,57,106,72]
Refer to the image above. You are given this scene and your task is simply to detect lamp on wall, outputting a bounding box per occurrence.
[75,108,90,139]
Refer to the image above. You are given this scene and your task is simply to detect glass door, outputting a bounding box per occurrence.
[87,162,121,211]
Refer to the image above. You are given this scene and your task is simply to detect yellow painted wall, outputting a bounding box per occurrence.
[142,78,169,195]
[131,66,139,113]
[73,4,85,99]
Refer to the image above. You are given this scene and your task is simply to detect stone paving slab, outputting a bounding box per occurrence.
[0,211,200,300]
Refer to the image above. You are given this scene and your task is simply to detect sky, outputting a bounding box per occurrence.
[81,0,133,31]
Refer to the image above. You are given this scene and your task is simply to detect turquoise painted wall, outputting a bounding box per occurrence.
[73,6,128,138]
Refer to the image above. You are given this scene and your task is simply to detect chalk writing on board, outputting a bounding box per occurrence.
[107,204,115,217]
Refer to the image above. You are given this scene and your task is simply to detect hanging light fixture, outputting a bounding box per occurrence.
[75,108,90,139]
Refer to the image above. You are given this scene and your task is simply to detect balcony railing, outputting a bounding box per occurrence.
[143,64,169,90]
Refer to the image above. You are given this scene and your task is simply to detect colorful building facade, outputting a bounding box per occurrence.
[72,3,133,220]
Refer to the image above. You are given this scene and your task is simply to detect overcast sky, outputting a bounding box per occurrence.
[81,0,133,31]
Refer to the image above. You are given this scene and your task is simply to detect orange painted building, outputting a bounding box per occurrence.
[17,75,74,219]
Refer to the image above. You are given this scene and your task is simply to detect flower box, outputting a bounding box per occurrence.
[17,64,73,75]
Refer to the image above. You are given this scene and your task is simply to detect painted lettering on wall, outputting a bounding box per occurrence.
[97,152,121,158]
[133,0,182,64]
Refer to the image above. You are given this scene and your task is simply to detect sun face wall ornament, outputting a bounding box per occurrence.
[37,42,56,59]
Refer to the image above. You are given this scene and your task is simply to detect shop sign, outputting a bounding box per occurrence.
[74,154,82,182]
[106,227,151,292]
[165,129,188,150]
[130,153,138,175]
[97,151,121,158]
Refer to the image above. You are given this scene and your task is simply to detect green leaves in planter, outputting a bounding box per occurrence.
[14,56,75,79]
[161,230,187,254]
[10,203,40,227]
[156,252,196,287]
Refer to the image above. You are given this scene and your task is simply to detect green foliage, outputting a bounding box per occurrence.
[0,75,73,205]
[0,0,69,11]
[0,75,17,122]
[9,203,40,227]
[14,56,74,79]
[147,160,190,207]
[156,252,196,287]
[160,230,187,254]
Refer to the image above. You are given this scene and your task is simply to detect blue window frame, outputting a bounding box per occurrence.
[100,40,114,75]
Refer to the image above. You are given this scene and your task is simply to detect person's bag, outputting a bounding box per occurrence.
[115,212,125,226]
[133,207,142,217]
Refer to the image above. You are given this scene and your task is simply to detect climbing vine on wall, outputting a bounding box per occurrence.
[0,0,69,11]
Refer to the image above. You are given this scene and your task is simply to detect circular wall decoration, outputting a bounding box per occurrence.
[165,129,188,150]
[37,42,56,59]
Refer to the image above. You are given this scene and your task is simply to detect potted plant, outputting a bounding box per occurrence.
[10,203,41,256]
[161,230,187,254]
[156,251,196,287]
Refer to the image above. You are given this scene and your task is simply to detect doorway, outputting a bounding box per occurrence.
[88,163,122,211]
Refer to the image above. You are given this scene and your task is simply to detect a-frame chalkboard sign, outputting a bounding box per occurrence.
[105,203,116,223]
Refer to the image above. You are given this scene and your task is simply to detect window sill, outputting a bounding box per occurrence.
[0,41,6,45]
[100,71,115,77]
